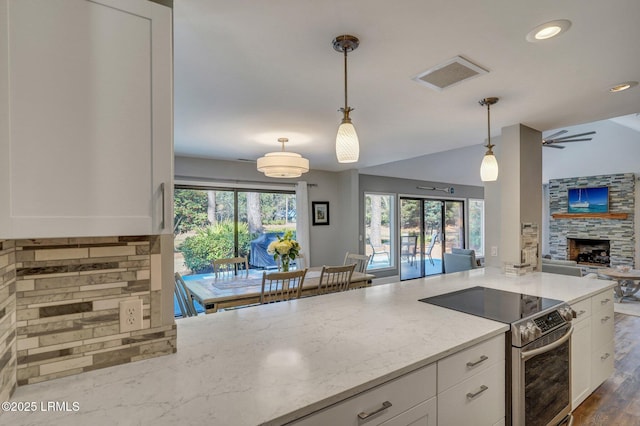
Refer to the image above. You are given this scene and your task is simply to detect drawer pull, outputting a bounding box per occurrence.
[601,298,610,305]
[576,309,586,317]
[601,316,611,323]
[466,385,489,400]
[466,355,489,368]
[357,401,392,421]
[601,353,611,361]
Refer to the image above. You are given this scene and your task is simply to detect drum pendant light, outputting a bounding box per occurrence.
[479,97,499,182]
[333,35,360,163]
[257,138,309,178]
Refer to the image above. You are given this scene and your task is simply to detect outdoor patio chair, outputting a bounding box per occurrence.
[260,269,308,304]
[400,235,418,267]
[367,239,390,264]
[213,256,249,278]
[317,263,356,295]
[174,272,198,317]
[343,252,371,273]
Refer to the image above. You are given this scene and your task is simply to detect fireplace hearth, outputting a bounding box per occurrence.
[567,238,610,266]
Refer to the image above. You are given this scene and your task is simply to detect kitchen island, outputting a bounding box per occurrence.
[4,268,615,425]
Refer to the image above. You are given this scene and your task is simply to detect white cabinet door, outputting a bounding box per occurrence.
[571,315,591,409]
[0,0,172,238]
[378,397,436,426]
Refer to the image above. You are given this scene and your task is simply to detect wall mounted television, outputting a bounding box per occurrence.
[567,186,609,213]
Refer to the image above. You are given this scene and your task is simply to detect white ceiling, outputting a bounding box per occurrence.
[173,0,640,174]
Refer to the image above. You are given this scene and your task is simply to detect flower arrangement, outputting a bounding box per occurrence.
[267,230,300,272]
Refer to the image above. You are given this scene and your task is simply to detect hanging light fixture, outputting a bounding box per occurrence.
[333,34,360,163]
[257,138,309,178]
[479,97,499,182]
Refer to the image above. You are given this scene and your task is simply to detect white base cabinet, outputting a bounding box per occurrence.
[0,0,173,238]
[291,333,505,426]
[570,288,615,410]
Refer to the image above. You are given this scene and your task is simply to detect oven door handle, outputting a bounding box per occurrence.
[521,324,573,361]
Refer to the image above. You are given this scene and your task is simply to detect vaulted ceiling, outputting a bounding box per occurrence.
[174,0,640,175]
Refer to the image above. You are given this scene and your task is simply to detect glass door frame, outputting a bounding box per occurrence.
[399,196,466,280]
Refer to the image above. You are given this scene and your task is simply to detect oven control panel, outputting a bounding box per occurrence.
[514,304,573,346]
[533,310,564,332]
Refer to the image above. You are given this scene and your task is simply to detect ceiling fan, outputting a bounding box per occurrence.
[542,130,596,149]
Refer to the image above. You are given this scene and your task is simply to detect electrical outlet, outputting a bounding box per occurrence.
[491,246,498,257]
[120,299,143,332]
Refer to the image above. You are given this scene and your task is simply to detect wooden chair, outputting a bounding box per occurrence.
[317,263,356,295]
[260,269,307,304]
[343,252,371,273]
[213,256,249,278]
[174,272,198,317]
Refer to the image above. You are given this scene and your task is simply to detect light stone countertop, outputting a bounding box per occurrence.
[5,267,615,426]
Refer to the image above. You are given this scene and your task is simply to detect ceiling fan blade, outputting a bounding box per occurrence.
[543,144,565,149]
[543,130,568,141]
[550,138,592,143]
[551,131,596,141]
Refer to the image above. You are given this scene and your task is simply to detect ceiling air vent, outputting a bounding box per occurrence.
[412,56,489,91]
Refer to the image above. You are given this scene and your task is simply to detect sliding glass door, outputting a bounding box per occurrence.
[400,198,464,280]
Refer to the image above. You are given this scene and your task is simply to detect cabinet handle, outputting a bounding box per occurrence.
[601,316,611,323]
[466,355,489,368]
[160,182,166,229]
[466,385,489,400]
[601,298,610,305]
[576,310,586,317]
[601,353,611,361]
[357,401,392,421]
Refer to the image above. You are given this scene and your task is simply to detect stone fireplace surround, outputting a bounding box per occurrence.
[548,173,635,268]
[567,238,610,266]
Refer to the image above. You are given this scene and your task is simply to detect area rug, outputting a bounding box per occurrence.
[614,301,640,317]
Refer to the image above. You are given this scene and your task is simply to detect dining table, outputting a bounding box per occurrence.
[183,267,376,313]
[597,267,640,302]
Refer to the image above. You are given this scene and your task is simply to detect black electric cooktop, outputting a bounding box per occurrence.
[418,286,564,324]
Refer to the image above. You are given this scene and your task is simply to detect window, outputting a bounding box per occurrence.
[174,186,296,276]
[365,193,394,270]
[468,199,485,257]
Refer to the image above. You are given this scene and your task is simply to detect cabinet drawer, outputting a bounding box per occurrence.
[570,298,591,322]
[591,306,614,349]
[591,339,614,390]
[378,397,436,426]
[591,290,614,313]
[438,360,505,426]
[291,364,436,426]
[438,333,505,392]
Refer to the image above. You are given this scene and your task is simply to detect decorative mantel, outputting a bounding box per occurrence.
[551,212,629,220]
[548,173,635,267]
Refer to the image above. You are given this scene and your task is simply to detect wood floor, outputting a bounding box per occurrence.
[572,313,640,425]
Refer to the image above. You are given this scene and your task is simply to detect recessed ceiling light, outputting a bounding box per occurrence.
[609,81,638,93]
[526,19,572,42]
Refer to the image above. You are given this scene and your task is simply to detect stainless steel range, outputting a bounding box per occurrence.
[420,286,575,426]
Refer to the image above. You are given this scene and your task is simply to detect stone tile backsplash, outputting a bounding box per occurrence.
[548,173,635,266]
[0,240,17,401]
[10,236,175,386]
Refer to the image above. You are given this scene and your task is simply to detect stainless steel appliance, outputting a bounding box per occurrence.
[420,286,574,426]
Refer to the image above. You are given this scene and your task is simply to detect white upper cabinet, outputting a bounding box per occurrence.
[0,0,173,238]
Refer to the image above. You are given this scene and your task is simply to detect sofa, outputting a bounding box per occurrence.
[443,248,480,273]
[541,258,584,277]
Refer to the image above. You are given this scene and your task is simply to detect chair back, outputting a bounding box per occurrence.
[260,269,307,304]
[343,252,370,273]
[213,256,249,278]
[318,264,356,294]
[174,272,198,317]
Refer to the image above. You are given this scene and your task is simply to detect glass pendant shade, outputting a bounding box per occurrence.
[336,121,359,163]
[480,152,499,181]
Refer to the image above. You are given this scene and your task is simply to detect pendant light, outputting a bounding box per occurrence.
[257,138,309,178]
[333,34,360,163]
[479,97,499,182]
